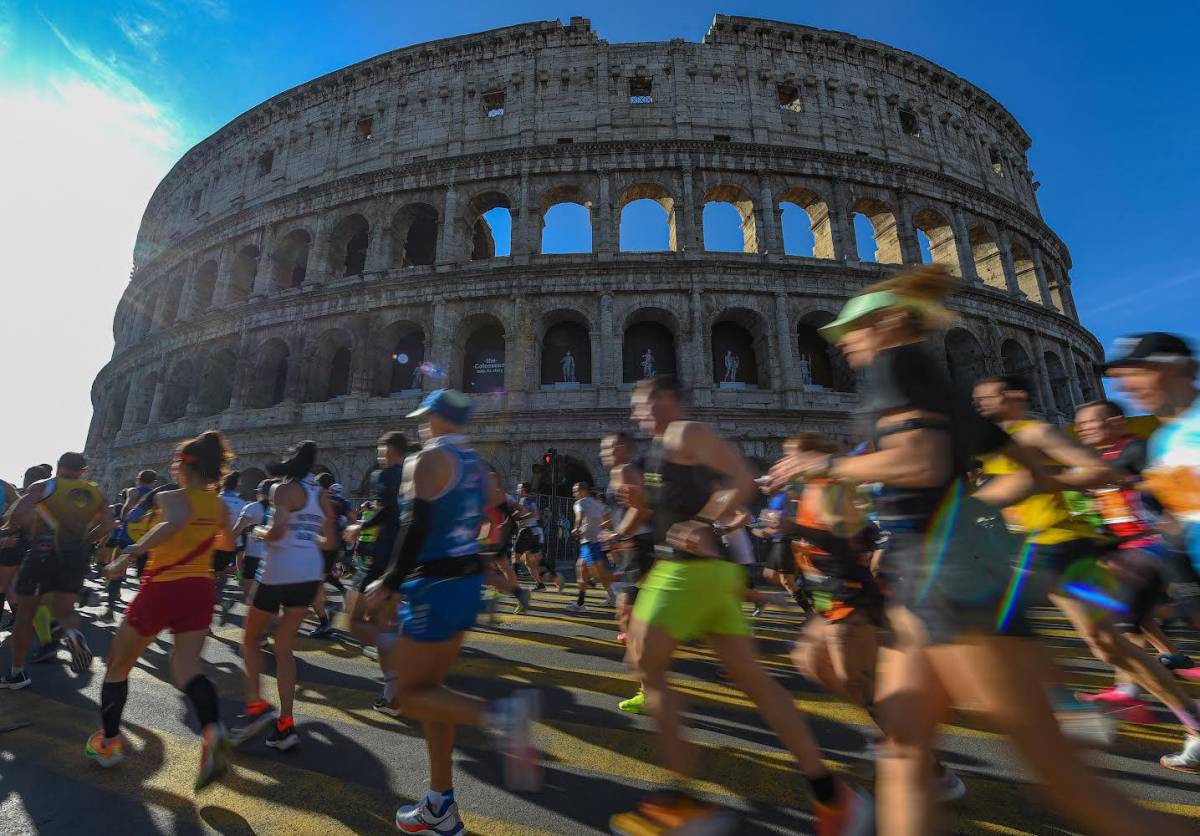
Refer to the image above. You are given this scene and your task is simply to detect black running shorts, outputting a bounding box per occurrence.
[252,580,320,612]
[213,550,238,574]
[513,528,543,554]
[14,539,89,597]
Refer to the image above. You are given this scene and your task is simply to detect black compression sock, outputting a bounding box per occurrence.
[183,674,220,729]
[576,589,586,606]
[808,773,837,805]
[101,679,129,738]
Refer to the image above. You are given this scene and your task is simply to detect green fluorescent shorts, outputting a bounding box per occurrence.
[632,557,751,641]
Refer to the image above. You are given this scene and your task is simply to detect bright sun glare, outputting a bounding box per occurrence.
[0,75,181,482]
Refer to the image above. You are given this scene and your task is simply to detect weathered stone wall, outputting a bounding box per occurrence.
[86,15,1102,496]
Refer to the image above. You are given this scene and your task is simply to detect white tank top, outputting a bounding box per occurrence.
[260,475,324,585]
[238,501,267,559]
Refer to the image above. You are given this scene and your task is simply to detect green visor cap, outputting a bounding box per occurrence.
[818,290,902,343]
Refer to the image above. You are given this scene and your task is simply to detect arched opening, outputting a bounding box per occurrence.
[329,214,369,277]
[228,245,260,304]
[192,260,218,313]
[969,226,1006,290]
[1011,241,1040,302]
[467,192,513,260]
[391,203,438,268]
[619,184,676,252]
[159,359,195,423]
[307,329,354,402]
[531,453,593,496]
[161,279,184,325]
[104,381,130,438]
[945,328,987,397]
[711,312,763,387]
[376,321,426,394]
[461,318,506,394]
[797,311,855,392]
[702,185,758,253]
[196,347,237,415]
[541,318,591,386]
[850,197,901,264]
[540,187,592,254]
[250,339,290,408]
[237,467,267,502]
[1000,339,1041,411]
[133,371,158,425]
[1044,352,1072,416]
[1076,361,1097,402]
[623,311,678,383]
[273,229,311,289]
[778,188,834,259]
[913,208,962,276]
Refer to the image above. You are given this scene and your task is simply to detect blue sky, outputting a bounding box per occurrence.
[1,0,1197,481]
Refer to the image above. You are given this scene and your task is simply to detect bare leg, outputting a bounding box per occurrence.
[627,618,689,774]
[170,630,208,689]
[104,620,158,682]
[928,636,1193,836]
[241,605,274,703]
[9,594,42,669]
[272,606,310,718]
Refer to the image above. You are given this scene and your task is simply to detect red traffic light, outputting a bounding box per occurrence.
[543,454,552,465]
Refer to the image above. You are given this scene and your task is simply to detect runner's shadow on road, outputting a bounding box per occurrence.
[198,805,254,835]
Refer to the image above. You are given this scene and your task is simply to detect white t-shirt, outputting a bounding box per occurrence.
[236,501,267,559]
[573,496,607,543]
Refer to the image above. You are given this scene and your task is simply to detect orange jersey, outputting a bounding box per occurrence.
[142,488,223,584]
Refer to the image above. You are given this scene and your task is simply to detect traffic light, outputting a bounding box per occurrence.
[543,448,557,467]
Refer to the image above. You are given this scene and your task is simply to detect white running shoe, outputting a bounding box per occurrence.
[935,766,967,802]
[565,602,586,613]
[64,628,93,674]
[394,798,463,835]
[1160,734,1200,774]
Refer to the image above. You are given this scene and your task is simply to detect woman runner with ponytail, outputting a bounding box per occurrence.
[230,441,336,752]
[86,431,236,792]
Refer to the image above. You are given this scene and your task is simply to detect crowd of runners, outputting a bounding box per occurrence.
[3,266,1200,834]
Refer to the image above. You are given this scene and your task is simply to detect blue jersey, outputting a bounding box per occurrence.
[412,435,486,563]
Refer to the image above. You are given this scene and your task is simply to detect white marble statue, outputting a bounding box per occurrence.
[560,350,576,383]
[641,348,655,378]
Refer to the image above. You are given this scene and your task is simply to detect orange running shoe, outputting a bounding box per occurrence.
[84,730,125,767]
[195,723,230,791]
[635,788,739,832]
[815,781,874,836]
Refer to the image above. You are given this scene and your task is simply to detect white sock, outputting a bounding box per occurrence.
[1115,682,1140,699]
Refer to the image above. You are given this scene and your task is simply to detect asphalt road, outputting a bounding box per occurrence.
[1,573,1199,835]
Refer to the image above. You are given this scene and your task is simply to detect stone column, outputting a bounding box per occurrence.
[594,169,615,257]
[364,204,392,276]
[774,292,796,389]
[512,171,537,262]
[437,183,460,265]
[1060,275,1079,320]
[212,244,234,308]
[429,298,448,392]
[350,312,375,395]
[599,290,615,390]
[757,172,783,256]
[1030,332,1057,419]
[303,215,328,290]
[284,328,308,403]
[227,331,253,412]
[689,288,708,391]
[894,190,923,264]
[828,180,856,262]
[676,166,700,253]
[251,226,277,299]
[1030,247,1054,309]
[995,227,1023,298]
[147,380,165,426]
[174,260,195,322]
[119,381,141,432]
[950,206,980,284]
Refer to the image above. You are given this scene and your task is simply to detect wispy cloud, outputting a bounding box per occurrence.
[188,0,230,20]
[1080,270,1200,318]
[115,13,164,62]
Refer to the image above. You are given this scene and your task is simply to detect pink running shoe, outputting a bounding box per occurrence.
[1074,689,1155,724]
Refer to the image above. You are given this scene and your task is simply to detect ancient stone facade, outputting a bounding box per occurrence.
[85,15,1102,496]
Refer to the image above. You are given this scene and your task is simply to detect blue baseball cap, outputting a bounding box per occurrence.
[406,388,473,426]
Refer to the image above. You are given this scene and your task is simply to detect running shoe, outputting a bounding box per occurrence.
[1074,688,1156,725]
[605,590,617,607]
[750,603,764,617]
[565,602,586,613]
[618,690,646,715]
[394,797,464,835]
[814,782,874,836]
[230,701,277,747]
[1160,734,1200,774]
[616,632,628,644]
[373,694,404,718]
[0,670,31,690]
[533,582,547,592]
[63,628,93,674]
[611,788,740,835]
[28,641,60,664]
[266,719,300,752]
[934,766,967,802]
[513,586,531,614]
[99,608,117,624]
[1052,692,1116,746]
[195,723,231,791]
[1159,653,1196,671]
[84,730,125,767]
[487,689,542,791]
[308,622,335,639]
[217,596,234,625]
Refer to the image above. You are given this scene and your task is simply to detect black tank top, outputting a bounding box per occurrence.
[643,436,723,557]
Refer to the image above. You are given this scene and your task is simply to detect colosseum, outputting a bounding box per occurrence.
[85,14,1103,499]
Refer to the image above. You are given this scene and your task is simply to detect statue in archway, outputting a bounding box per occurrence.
[410,362,423,390]
[723,349,740,383]
[641,348,655,378]
[560,350,576,383]
[798,354,813,386]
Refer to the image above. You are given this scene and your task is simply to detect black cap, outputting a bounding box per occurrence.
[1102,332,1194,374]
